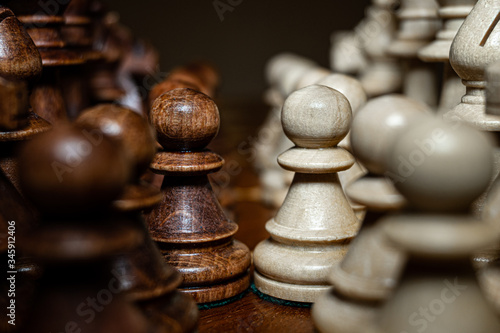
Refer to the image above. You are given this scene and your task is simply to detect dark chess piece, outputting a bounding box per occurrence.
[76,103,198,332]
[0,31,49,328]
[146,88,251,303]
[1,0,86,124]
[17,124,158,333]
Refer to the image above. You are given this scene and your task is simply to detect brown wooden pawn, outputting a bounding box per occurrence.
[17,124,157,333]
[76,104,198,332]
[146,88,251,304]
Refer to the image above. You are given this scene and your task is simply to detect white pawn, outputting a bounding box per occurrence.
[372,117,500,333]
[254,85,359,303]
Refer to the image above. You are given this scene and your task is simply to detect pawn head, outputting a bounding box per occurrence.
[150,88,220,151]
[387,118,494,212]
[282,85,352,148]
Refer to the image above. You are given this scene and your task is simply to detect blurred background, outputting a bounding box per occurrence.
[103,0,370,100]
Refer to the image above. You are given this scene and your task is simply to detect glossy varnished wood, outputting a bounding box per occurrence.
[146,88,251,303]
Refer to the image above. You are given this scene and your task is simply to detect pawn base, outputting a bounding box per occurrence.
[254,270,329,303]
[180,271,251,304]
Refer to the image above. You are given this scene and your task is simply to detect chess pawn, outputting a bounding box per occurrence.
[418,0,476,112]
[253,85,359,303]
[312,95,431,333]
[387,0,441,107]
[372,118,500,333]
[146,88,251,303]
[76,104,198,332]
[446,0,500,129]
[17,125,156,333]
[317,73,369,222]
[358,0,403,98]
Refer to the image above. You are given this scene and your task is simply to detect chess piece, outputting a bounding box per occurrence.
[312,94,432,333]
[387,0,441,107]
[370,117,500,333]
[0,6,42,83]
[75,104,198,332]
[4,0,86,123]
[0,74,50,194]
[317,73,369,222]
[446,0,500,128]
[17,124,156,333]
[253,85,359,303]
[0,77,45,332]
[444,0,500,217]
[145,88,251,303]
[418,0,475,112]
[358,0,403,98]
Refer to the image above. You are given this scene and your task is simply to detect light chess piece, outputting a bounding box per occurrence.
[254,84,359,303]
[372,117,500,333]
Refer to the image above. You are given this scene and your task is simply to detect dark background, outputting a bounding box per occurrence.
[103,0,370,100]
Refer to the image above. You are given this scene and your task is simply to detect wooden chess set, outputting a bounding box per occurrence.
[2,0,500,332]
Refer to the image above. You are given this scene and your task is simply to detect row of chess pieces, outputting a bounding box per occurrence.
[0,1,241,333]
[248,0,500,332]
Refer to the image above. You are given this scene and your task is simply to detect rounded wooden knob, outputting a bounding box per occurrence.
[19,124,130,216]
[351,95,432,175]
[282,84,352,148]
[0,7,42,82]
[76,104,157,178]
[150,88,220,151]
[388,118,494,212]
